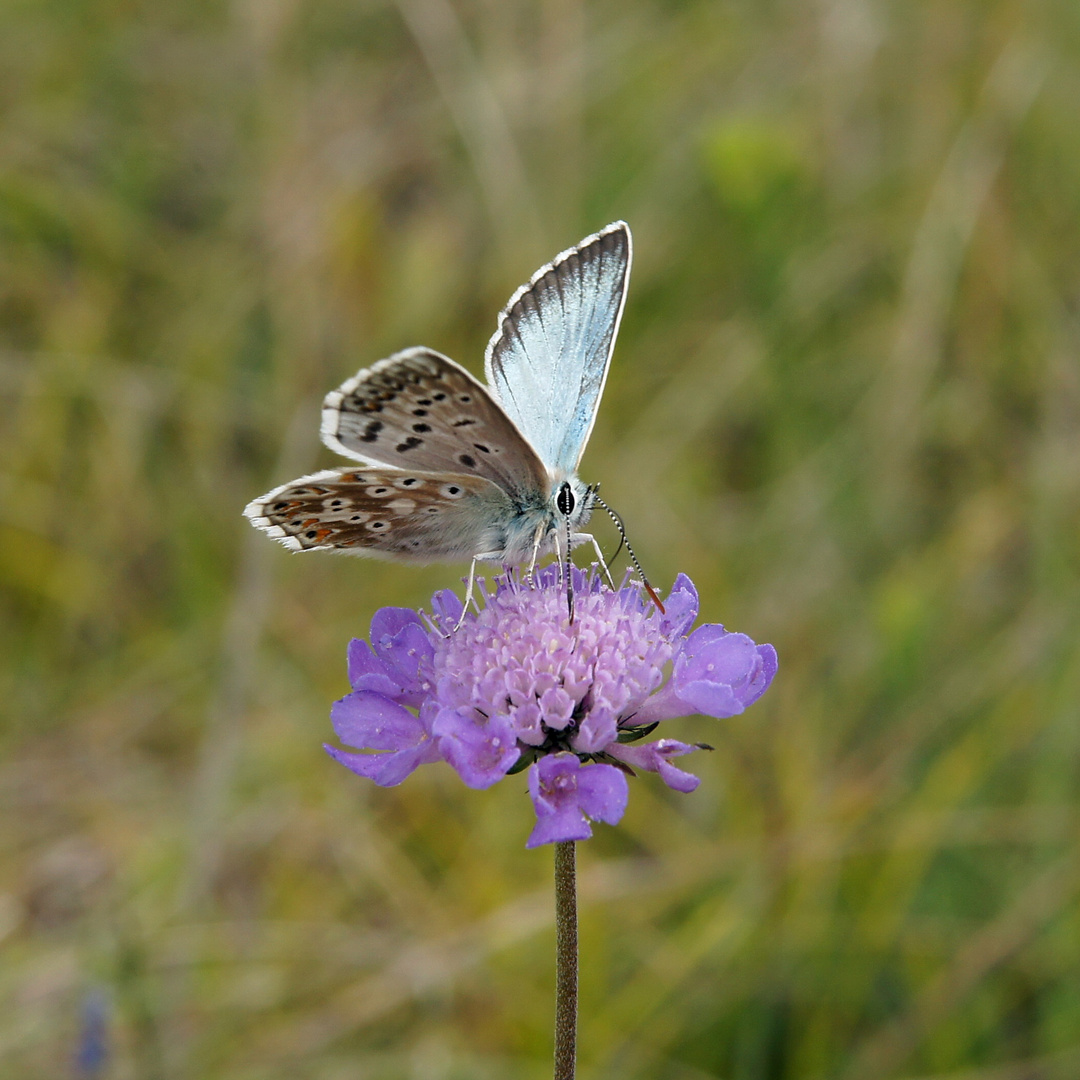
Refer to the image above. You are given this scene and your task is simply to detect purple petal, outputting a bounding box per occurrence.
[675,679,743,718]
[430,588,464,629]
[433,708,519,789]
[369,607,434,693]
[680,625,751,680]
[331,690,427,751]
[575,763,629,823]
[370,605,425,641]
[525,754,628,848]
[623,681,688,726]
[673,625,775,718]
[346,639,404,697]
[527,809,593,847]
[512,701,545,745]
[571,707,618,754]
[657,760,701,793]
[532,563,561,591]
[529,753,581,814]
[610,739,701,793]
[743,644,778,708]
[324,741,439,787]
[660,573,699,639]
[538,686,574,730]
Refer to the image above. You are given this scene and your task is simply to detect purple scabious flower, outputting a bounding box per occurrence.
[325,566,777,847]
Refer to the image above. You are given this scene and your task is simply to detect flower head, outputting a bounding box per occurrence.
[325,566,777,847]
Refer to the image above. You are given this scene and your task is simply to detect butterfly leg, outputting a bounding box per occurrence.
[573,532,617,590]
[457,558,481,631]
[524,522,546,586]
[455,552,501,631]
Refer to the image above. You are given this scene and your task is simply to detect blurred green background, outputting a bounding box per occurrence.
[3,0,1079,1077]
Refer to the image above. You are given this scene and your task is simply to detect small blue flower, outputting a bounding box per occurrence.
[325,566,777,846]
[75,990,108,1077]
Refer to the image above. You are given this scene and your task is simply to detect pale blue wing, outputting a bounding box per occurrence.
[484,222,631,475]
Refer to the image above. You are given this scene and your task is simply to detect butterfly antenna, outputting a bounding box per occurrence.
[592,485,625,564]
[590,493,665,615]
[564,514,575,623]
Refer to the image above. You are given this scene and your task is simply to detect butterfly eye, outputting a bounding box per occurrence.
[556,482,575,517]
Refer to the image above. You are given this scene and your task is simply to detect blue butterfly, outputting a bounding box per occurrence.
[244,222,632,583]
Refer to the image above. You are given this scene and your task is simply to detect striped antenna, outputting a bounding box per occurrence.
[589,492,665,614]
[564,513,575,623]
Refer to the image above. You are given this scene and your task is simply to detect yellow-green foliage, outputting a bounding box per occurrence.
[2,1,1079,1077]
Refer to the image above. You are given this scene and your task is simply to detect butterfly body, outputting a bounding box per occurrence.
[244,223,631,570]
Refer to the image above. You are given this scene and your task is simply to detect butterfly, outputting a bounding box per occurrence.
[244,222,646,600]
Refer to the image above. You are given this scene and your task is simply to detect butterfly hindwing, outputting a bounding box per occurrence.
[320,347,549,499]
[484,221,631,475]
[243,467,518,562]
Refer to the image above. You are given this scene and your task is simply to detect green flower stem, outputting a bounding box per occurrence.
[554,840,578,1080]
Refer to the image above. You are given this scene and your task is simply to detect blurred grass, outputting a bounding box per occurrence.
[2,0,1080,1077]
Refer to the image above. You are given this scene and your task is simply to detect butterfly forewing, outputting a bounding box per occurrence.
[321,347,549,498]
[484,221,631,475]
[243,467,518,561]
